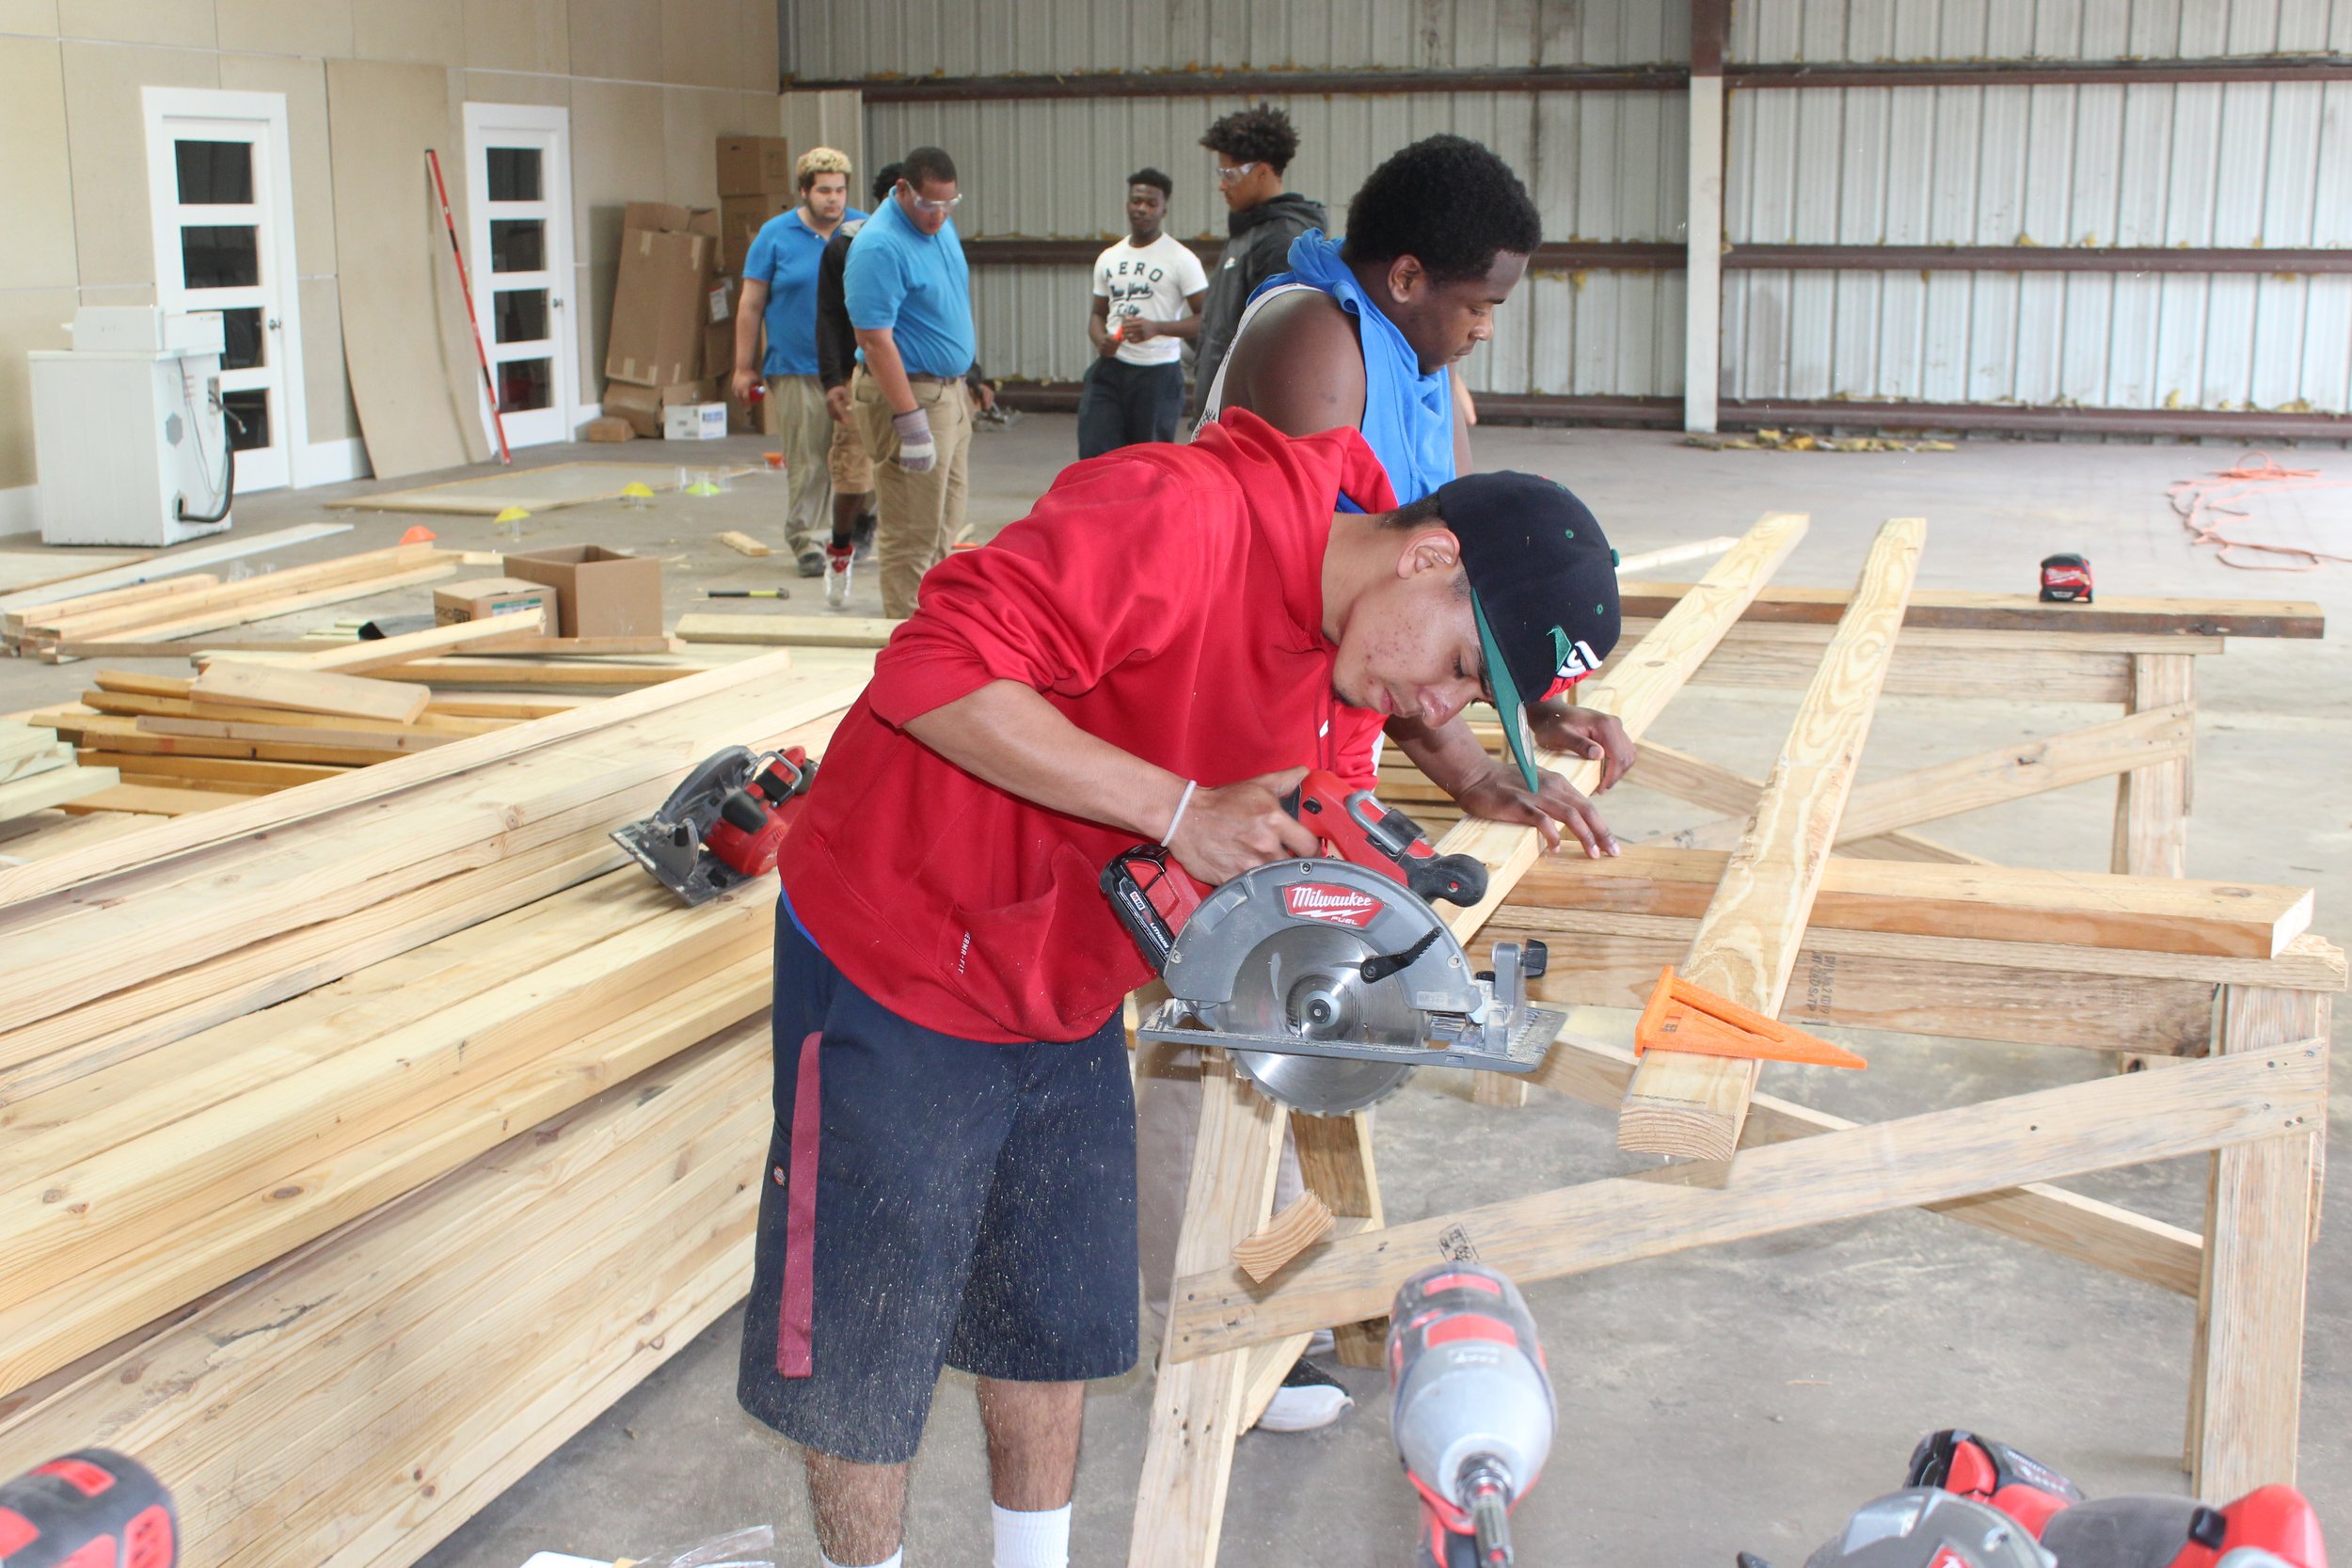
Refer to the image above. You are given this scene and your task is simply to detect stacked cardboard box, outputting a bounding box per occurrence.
[717,135,798,436]
[601,202,722,438]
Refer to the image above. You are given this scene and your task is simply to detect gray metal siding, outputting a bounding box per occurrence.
[788,0,1688,81]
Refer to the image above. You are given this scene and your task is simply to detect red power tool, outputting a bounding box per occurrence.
[1102,768,1488,968]
[1746,1429,2327,1568]
[0,1451,175,1568]
[612,744,817,905]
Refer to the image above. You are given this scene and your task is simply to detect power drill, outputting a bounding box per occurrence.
[1388,1263,1555,1568]
[0,1451,176,1568]
[1748,1429,2327,1568]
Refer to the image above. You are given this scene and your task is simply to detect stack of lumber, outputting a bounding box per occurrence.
[0,651,864,1568]
[4,544,456,659]
[0,719,118,822]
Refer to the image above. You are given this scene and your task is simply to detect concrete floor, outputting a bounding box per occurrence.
[8,417,2351,1567]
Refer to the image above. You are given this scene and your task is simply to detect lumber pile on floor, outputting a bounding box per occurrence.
[4,544,457,659]
[0,650,862,1568]
[0,718,119,822]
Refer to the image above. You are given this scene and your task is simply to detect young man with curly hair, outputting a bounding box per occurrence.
[1077,167,1209,457]
[736,146,866,578]
[1187,103,1327,428]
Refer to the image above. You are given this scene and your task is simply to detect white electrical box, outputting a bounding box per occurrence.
[29,308,234,546]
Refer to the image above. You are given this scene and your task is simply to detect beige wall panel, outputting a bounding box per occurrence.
[780,87,860,177]
[660,0,733,89]
[55,0,213,47]
[0,1,60,36]
[351,0,463,64]
[218,53,336,275]
[299,274,358,441]
[0,289,77,491]
[465,0,565,73]
[571,76,661,392]
[565,0,658,82]
[737,0,772,92]
[0,39,78,291]
[61,40,218,288]
[215,0,352,58]
[464,68,569,107]
[79,282,156,305]
[661,87,775,212]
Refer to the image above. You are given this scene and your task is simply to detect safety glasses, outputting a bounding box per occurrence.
[1213,161,1260,186]
[898,182,962,214]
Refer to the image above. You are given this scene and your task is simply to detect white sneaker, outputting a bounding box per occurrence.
[823,543,853,609]
[1254,1357,1352,1433]
[1306,1328,1336,1357]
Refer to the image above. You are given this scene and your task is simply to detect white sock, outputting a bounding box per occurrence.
[992,1501,1072,1568]
[820,1552,900,1568]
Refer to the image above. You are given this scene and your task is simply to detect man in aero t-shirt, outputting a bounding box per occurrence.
[1077,169,1209,459]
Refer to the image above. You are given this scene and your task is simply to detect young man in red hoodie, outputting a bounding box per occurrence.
[738,408,1625,1568]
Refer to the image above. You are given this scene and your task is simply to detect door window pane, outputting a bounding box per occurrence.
[182,226,260,289]
[223,388,270,451]
[175,140,254,205]
[486,147,542,202]
[493,289,548,344]
[496,358,553,412]
[219,307,265,371]
[489,219,545,274]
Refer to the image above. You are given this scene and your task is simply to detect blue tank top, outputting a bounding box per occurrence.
[1254,230,1457,503]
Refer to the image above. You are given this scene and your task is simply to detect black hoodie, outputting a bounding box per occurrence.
[1185,190,1328,424]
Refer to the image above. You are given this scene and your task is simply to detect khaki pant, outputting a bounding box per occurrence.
[853,369,972,619]
[762,373,832,556]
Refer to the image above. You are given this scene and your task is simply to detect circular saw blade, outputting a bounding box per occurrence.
[1223,924,1419,1116]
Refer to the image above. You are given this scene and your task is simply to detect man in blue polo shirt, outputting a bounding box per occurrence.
[843,145,977,619]
[735,147,866,578]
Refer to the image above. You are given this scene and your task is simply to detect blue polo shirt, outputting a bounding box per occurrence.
[842,198,976,378]
[745,206,866,377]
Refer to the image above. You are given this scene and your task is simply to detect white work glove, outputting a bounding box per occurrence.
[891,406,936,473]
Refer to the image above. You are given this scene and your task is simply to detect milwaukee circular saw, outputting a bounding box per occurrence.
[1104,770,1564,1115]
[612,744,816,906]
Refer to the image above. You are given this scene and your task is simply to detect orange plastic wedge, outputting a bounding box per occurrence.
[1633,966,1867,1069]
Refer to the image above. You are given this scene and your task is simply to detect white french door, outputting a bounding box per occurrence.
[143,88,307,492]
[464,103,578,449]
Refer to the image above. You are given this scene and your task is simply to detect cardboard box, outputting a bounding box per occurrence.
[665,402,729,440]
[716,135,793,196]
[605,226,719,388]
[720,192,794,271]
[622,202,719,240]
[434,577,555,638]
[503,546,665,639]
[583,416,635,442]
[601,382,662,437]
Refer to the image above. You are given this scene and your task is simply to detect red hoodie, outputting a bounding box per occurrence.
[777,409,1397,1043]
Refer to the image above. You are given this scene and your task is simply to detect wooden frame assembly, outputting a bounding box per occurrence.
[1127,514,2336,1567]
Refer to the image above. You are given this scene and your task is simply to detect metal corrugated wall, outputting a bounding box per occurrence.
[791,0,1688,78]
[876,87,1688,391]
[1723,0,2352,414]
[791,0,2352,422]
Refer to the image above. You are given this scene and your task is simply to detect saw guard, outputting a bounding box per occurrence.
[1158,860,1480,1017]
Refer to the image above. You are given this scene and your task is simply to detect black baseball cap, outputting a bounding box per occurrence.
[1432,471,1621,789]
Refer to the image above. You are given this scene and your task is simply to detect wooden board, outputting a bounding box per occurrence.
[59,783,240,816]
[0,768,119,822]
[676,611,900,647]
[716,530,771,557]
[1625,740,1986,864]
[328,462,752,515]
[1517,847,2311,959]
[1164,1044,2328,1360]
[192,663,432,724]
[1665,704,2197,852]
[1620,517,1924,1160]
[209,607,548,674]
[1232,1193,1335,1283]
[0,548,146,593]
[1616,580,2324,640]
[373,657,708,688]
[0,525,352,617]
